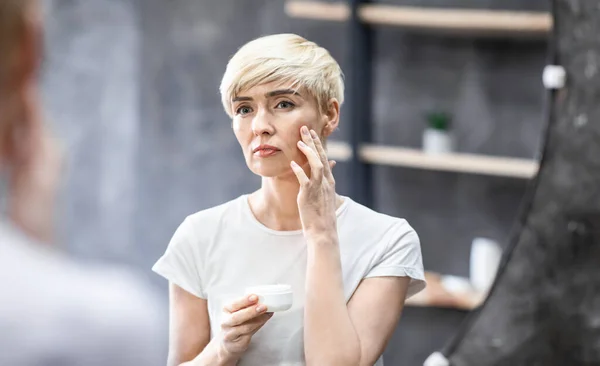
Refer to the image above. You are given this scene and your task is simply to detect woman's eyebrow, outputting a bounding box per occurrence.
[232,95,252,102]
[232,89,301,102]
[265,89,301,98]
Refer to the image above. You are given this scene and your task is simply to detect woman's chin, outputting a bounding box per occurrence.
[250,163,295,179]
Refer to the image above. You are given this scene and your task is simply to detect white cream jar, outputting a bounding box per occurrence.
[245,284,293,312]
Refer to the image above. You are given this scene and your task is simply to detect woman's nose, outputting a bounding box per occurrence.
[251,110,275,136]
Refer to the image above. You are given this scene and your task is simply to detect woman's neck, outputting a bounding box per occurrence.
[249,175,303,231]
[248,174,345,232]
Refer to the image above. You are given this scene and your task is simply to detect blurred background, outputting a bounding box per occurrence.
[40,0,550,364]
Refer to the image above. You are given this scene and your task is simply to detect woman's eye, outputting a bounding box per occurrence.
[236,106,253,115]
[275,101,294,109]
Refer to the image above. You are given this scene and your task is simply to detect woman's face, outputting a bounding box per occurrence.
[231,81,338,178]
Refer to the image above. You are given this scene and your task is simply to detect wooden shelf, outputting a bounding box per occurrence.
[325,140,539,179]
[404,272,486,311]
[326,139,354,161]
[285,1,552,35]
[286,0,350,21]
[405,300,476,311]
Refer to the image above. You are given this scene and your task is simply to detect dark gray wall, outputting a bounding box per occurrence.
[41,0,549,364]
[42,0,141,263]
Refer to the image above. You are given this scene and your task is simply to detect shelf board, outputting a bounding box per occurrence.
[325,141,539,179]
[405,301,477,311]
[326,140,354,161]
[285,1,552,35]
[286,0,350,22]
[403,272,486,311]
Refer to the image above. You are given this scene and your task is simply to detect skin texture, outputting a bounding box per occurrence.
[168,81,411,366]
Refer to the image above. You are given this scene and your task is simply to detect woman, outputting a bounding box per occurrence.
[153,33,426,366]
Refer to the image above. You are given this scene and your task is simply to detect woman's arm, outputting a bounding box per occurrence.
[347,277,410,365]
[167,283,211,366]
[305,242,411,365]
[292,128,412,365]
[303,236,362,366]
[292,127,362,365]
[168,283,274,366]
[168,284,231,366]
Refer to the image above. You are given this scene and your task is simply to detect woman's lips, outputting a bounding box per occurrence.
[253,144,281,158]
[254,148,280,157]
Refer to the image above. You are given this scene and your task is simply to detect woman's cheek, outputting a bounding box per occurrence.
[231,118,242,131]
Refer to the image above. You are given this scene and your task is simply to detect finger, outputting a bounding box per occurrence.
[248,312,274,336]
[300,125,318,152]
[311,129,334,182]
[290,160,310,186]
[298,130,323,180]
[309,129,332,179]
[223,302,268,328]
[223,313,274,341]
[232,313,274,339]
[299,126,324,179]
[223,294,259,314]
[297,140,323,180]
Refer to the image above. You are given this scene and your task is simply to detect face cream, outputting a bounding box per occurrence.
[245,284,293,312]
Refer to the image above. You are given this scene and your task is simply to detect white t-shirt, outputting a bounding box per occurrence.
[153,194,426,366]
[0,220,168,366]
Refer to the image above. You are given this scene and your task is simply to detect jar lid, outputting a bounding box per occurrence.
[245,284,292,294]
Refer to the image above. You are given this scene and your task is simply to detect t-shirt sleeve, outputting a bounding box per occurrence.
[364,220,426,299]
[152,217,206,299]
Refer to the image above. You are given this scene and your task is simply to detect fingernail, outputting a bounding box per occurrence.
[301,126,309,135]
[291,161,299,168]
[298,141,307,147]
[249,295,257,302]
[310,130,318,138]
[256,305,265,312]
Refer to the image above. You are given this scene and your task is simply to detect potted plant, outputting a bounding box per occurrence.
[422,111,454,155]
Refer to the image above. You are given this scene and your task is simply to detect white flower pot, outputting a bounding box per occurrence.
[422,128,454,154]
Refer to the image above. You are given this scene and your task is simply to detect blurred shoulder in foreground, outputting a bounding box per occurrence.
[0,221,168,366]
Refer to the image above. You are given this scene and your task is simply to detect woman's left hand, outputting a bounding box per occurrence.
[290,125,338,238]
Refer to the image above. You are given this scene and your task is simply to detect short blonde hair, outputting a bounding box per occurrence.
[219,33,344,118]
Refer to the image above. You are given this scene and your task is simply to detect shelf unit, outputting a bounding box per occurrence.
[326,141,539,179]
[285,1,552,36]
[286,0,547,206]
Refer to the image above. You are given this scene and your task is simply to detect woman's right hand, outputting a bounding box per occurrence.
[216,294,273,363]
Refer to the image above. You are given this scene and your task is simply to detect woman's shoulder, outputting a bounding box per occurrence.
[185,194,247,225]
[342,197,414,234]
[162,194,248,256]
[175,194,250,243]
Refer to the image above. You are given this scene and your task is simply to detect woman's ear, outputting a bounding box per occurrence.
[0,1,43,166]
[321,98,340,138]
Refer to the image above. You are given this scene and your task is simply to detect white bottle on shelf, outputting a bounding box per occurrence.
[470,237,503,294]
